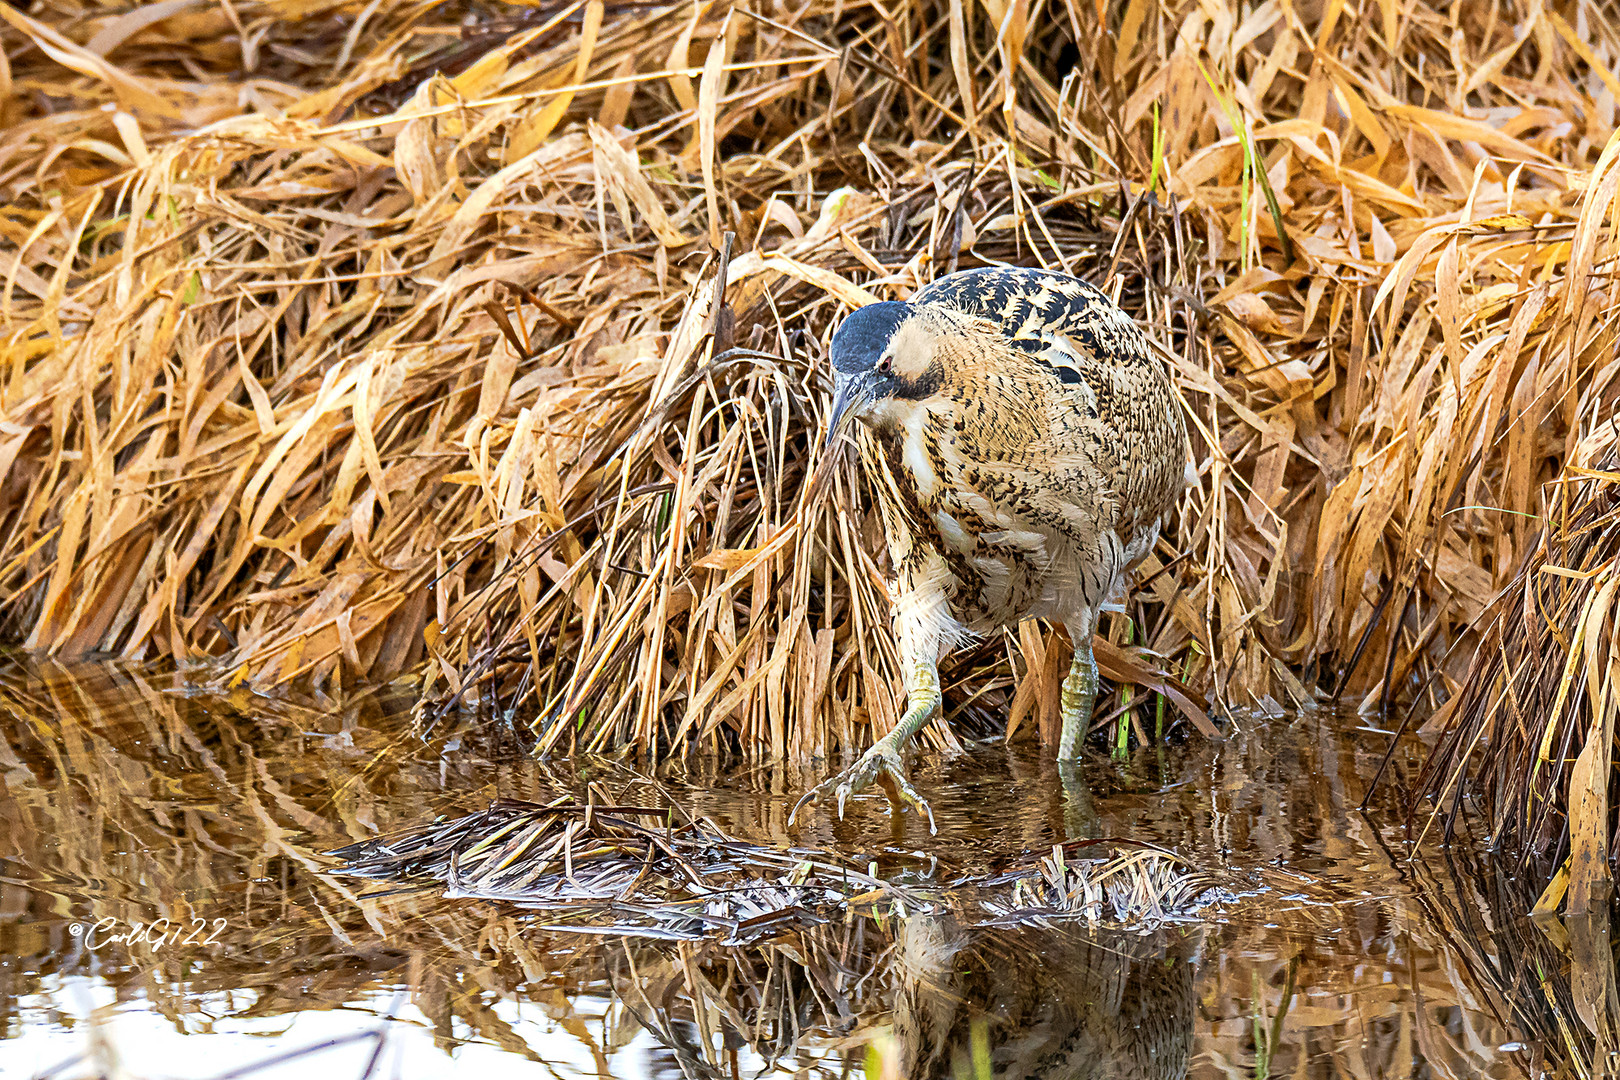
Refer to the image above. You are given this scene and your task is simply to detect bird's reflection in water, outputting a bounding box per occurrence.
[620,913,1200,1080]
[895,914,1200,1080]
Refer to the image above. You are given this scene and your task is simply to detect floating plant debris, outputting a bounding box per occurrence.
[328,795,1230,940]
[328,794,919,941]
[980,844,1230,928]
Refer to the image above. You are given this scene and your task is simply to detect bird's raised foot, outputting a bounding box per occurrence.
[789,741,937,834]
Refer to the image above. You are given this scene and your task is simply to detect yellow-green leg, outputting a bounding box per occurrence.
[1057,613,1098,762]
[1058,760,1097,839]
[790,654,940,833]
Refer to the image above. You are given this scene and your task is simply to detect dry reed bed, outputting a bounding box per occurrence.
[1417,430,1620,911]
[1,0,1618,770]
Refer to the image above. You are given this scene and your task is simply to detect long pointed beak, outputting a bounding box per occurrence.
[804,374,867,510]
[821,374,865,455]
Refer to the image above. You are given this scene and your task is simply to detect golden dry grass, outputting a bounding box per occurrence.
[1,0,1617,778]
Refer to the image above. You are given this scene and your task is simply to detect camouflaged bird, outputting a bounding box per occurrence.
[790,266,1187,831]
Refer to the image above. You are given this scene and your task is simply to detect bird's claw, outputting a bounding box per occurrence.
[788,742,937,834]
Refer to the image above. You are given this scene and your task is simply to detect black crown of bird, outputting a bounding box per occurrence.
[789,266,1188,833]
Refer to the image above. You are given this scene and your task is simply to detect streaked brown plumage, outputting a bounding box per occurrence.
[791,266,1187,830]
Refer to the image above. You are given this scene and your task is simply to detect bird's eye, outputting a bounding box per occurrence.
[877,356,892,374]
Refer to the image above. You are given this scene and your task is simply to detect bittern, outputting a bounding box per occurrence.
[791,266,1187,831]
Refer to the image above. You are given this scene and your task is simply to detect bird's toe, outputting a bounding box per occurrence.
[789,744,935,834]
[876,762,937,834]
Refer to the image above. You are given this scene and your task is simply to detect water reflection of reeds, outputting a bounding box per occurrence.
[1405,839,1620,1080]
[0,662,1546,1078]
[0,661,536,1037]
[0,664,1203,1078]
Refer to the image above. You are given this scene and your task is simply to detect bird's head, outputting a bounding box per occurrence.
[823,301,941,452]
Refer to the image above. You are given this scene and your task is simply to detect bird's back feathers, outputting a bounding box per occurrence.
[912,266,1154,367]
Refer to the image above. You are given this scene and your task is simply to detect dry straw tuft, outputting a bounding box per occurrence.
[1,1,1619,768]
[982,842,1223,927]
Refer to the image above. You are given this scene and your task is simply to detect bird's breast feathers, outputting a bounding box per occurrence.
[860,398,1110,628]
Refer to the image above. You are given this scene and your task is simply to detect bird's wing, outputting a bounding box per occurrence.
[921,267,1162,460]
[917,266,1184,556]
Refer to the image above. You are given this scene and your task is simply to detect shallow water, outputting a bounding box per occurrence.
[0,662,1563,1078]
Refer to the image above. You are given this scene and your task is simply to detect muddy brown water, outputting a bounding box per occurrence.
[0,662,1565,1078]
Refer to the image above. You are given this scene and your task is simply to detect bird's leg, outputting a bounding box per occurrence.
[1056,614,1100,838]
[790,652,940,833]
[1057,611,1099,762]
[1057,760,1097,840]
